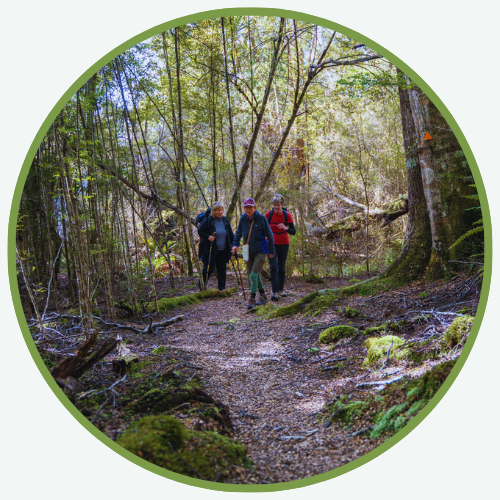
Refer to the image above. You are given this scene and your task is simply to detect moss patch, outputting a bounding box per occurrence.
[363,335,408,366]
[319,325,358,345]
[330,396,369,426]
[267,291,319,318]
[117,414,249,480]
[152,345,167,354]
[443,315,474,347]
[305,274,325,284]
[345,307,361,318]
[145,288,236,314]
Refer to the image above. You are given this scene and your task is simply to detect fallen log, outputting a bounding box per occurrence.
[51,332,117,380]
[310,194,408,240]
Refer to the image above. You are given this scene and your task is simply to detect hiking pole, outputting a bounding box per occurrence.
[232,252,246,300]
[205,232,216,288]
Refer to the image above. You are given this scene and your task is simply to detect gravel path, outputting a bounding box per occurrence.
[163,277,377,483]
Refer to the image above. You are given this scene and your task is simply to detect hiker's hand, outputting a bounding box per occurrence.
[277,223,286,230]
[269,254,274,259]
[208,235,216,242]
[232,246,239,255]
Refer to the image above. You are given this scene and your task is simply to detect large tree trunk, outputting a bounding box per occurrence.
[379,72,432,284]
[408,84,477,278]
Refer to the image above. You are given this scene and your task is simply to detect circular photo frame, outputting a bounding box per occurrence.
[7,6,491,493]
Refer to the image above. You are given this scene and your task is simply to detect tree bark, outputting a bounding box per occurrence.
[408,84,477,278]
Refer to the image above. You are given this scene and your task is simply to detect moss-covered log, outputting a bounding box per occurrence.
[145,288,236,314]
[311,194,408,240]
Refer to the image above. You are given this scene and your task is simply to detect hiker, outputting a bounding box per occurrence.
[265,194,296,300]
[198,201,234,291]
[232,197,275,309]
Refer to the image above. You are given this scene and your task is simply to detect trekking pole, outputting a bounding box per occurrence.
[205,232,216,288]
[232,252,246,300]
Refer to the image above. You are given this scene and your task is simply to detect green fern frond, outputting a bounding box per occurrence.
[449,226,484,250]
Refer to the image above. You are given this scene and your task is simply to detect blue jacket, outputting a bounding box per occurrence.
[233,211,275,255]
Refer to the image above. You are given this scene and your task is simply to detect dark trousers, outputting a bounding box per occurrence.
[202,251,227,291]
[269,244,289,294]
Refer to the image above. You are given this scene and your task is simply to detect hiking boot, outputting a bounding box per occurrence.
[280,291,288,297]
[257,291,268,305]
[271,293,279,301]
[247,297,256,310]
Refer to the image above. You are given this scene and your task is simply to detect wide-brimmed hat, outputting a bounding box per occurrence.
[243,197,256,207]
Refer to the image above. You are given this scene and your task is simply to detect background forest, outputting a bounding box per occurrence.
[17,17,424,323]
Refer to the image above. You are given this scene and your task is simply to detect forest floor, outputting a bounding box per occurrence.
[30,270,479,484]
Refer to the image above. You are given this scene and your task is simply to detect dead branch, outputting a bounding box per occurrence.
[51,332,118,379]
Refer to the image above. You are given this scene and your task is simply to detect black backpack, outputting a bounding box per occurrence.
[197,208,212,258]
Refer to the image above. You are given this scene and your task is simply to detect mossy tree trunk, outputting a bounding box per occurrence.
[408,84,477,278]
[379,72,432,284]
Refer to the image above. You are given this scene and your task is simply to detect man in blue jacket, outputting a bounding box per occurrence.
[232,198,275,309]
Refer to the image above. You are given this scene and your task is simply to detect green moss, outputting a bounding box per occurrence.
[152,345,167,354]
[319,325,358,345]
[303,291,339,315]
[345,307,361,318]
[117,415,249,480]
[419,291,429,298]
[267,291,319,318]
[348,278,361,283]
[406,400,428,416]
[114,299,136,315]
[457,307,473,314]
[330,397,369,426]
[370,403,409,438]
[145,288,236,314]
[443,315,474,347]
[363,335,408,366]
[363,326,385,335]
[305,274,325,284]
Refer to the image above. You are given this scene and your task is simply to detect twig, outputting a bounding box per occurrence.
[310,354,348,364]
[382,339,394,368]
[349,426,375,437]
[355,375,404,388]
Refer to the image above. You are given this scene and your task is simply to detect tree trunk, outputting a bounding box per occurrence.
[408,84,477,278]
[379,72,432,284]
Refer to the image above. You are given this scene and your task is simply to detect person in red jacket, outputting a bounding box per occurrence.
[265,194,296,300]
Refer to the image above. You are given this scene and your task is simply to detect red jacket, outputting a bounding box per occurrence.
[265,210,294,245]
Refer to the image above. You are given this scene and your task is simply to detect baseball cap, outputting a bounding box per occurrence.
[243,197,256,207]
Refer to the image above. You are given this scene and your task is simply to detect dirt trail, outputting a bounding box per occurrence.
[163,277,378,483]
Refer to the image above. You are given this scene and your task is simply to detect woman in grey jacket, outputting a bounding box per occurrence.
[232,198,275,309]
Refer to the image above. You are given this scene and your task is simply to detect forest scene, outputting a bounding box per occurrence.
[15,15,484,484]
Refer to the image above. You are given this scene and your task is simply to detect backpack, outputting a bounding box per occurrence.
[196,208,211,225]
[197,208,212,258]
[267,208,288,228]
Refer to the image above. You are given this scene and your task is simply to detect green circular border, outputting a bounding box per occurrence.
[8,7,491,493]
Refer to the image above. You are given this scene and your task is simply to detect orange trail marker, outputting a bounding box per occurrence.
[424,131,433,141]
